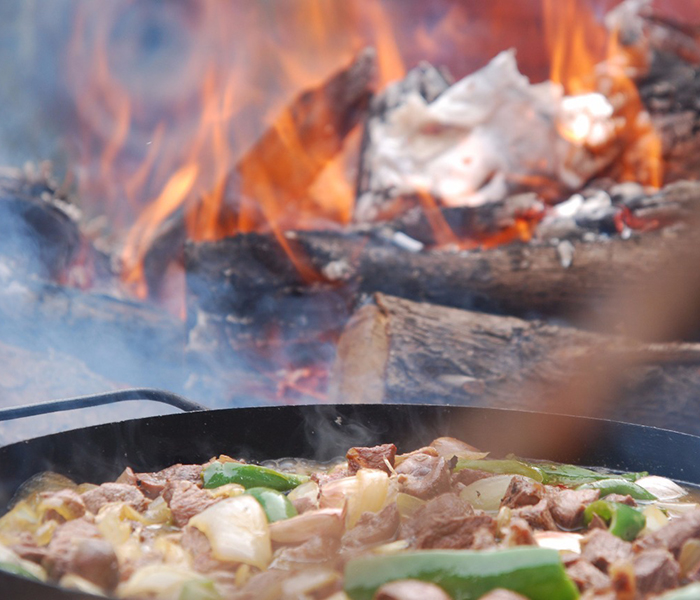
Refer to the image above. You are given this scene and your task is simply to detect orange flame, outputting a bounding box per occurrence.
[543,0,662,188]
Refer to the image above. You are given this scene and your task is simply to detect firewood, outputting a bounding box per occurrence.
[329,293,700,435]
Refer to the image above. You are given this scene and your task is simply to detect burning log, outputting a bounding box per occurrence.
[186,181,699,324]
[140,49,376,297]
[329,293,700,435]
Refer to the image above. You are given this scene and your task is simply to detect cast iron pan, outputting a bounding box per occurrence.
[1,389,700,599]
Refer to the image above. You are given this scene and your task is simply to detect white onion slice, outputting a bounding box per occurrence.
[534,531,583,554]
[346,469,391,528]
[655,502,700,518]
[269,508,344,544]
[430,437,489,461]
[635,476,687,501]
[459,475,513,512]
[189,496,271,569]
[117,564,210,599]
[642,505,669,533]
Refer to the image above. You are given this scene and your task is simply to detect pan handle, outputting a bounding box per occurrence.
[0,389,208,422]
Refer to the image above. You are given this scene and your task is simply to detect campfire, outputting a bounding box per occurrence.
[1,0,700,443]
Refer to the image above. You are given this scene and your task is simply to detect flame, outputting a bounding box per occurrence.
[543,0,662,188]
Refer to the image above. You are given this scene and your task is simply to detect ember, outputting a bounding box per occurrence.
[0,0,699,444]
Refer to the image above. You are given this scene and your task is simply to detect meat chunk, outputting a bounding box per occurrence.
[402,493,496,549]
[633,549,680,597]
[375,580,452,600]
[566,559,612,593]
[43,517,119,591]
[132,464,203,499]
[346,444,397,474]
[602,494,636,507]
[181,526,234,574]
[82,483,149,514]
[39,489,86,522]
[271,536,341,570]
[501,476,545,509]
[546,488,600,530]
[396,454,451,500]
[162,480,220,527]
[342,503,399,551]
[634,509,700,557]
[511,499,556,531]
[502,517,536,547]
[9,532,47,564]
[452,468,494,488]
[581,529,633,572]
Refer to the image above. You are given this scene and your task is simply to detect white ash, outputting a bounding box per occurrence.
[356,50,620,221]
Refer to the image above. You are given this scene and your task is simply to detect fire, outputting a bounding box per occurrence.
[543,0,662,188]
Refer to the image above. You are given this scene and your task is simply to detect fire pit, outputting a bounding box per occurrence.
[1,0,700,442]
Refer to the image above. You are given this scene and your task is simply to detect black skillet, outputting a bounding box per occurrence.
[1,388,700,599]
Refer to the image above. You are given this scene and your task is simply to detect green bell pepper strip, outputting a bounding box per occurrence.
[530,462,647,487]
[583,500,646,541]
[179,580,222,600]
[577,478,657,501]
[657,583,700,599]
[344,547,579,600]
[245,487,298,522]
[0,561,42,582]
[454,459,544,482]
[202,462,309,491]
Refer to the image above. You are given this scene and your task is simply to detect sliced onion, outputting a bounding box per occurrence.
[372,540,410,555]
[95,503,133,546]
[655,502,700,518]
[459,475,513,512]
[346,469,391,528]
[269,508,344,544]
[635,476,687,501]
[205,483,245,500]
[642,505,669,534]
[281,567,339,597]
[396,493,425,519]
[189,496,271,569]
[117,564,211,599]
[287,481,320,510]
[319,477,357,510]
[59,574,106,596]
[680,539,700,578]
[430,437,489,461]
[534,531,583,554]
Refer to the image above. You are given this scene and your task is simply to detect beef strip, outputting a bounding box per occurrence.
[162,480,220,527]
[375,580,453,600]
[43,517,119,591]
[401,493,496,549]
[634,509,700,557]
[395,453,451,500]
[511,498,557,531]
[502,517,536,547]
[546,488,600,530]
[632,549,680,597]
[132,464,203,499]
[501,476,545,508]
[601,494,637,507]
[451,469,494,488]
[566,559,612,593]
[342,503,400,551]
[81,483,149,515]
[346,444,397,474]
[9,532,47,563]
[270,535,341,570]
[581,529,633,573]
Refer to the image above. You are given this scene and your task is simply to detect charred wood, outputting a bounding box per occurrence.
[329,293,700,435]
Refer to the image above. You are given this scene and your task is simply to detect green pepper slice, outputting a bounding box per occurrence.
[245,487,298,523]
[0,561,42,582]
[531,463,647,487]
[344,547,579,600]
[583,500,646,541]
[179,580,221,600]
[454,459,544,482]
[202,462,309,491]
[577,479,657,501]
